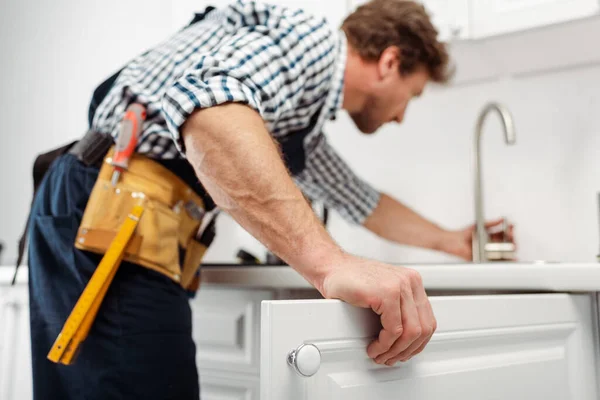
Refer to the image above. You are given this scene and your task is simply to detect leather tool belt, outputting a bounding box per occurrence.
[75,146,209,291]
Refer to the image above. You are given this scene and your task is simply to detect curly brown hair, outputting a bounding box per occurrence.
[341,0,453,83]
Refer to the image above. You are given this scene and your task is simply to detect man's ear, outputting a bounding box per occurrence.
[377,46,401,79]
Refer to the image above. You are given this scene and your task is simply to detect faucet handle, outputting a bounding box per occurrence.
[484,242,516,261]
[472,217,516,262]
[485,217,515,261]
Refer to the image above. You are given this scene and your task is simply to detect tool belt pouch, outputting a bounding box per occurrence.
[74,148,207,290]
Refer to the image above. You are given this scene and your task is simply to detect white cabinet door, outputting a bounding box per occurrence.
[422,0,470,41]
[200,371,259,400]
[0,284,32,400]
[350,0,470,42]
[261,294,599,400]
[471,0,600,38]
[191,286,274,374]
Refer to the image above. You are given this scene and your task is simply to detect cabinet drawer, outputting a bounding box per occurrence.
[191,286,273,374]
[261,294,599,400]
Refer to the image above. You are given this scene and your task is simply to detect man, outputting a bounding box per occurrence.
[27,0,511,399]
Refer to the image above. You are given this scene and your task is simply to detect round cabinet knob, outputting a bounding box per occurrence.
[287,344,321,377]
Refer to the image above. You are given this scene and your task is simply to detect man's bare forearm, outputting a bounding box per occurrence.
[363,193,448,251]
[181,104,342,290]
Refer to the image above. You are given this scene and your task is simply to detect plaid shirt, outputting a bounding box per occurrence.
[92,0,380,224]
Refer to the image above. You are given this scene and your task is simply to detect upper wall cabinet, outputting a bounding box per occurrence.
[470,0,600,38]
[421,0,470,42]
[350,0,470,42]
[174,0,600,42]
[350,0,600,41]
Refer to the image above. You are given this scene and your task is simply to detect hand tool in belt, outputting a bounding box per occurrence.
[47,104,146,365]
[110,103,146,185]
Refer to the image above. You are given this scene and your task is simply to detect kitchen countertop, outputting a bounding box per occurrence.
[3,262,600,292]
[199,262,600,292]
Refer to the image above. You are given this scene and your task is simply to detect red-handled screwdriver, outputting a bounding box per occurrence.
[110,103,146,186]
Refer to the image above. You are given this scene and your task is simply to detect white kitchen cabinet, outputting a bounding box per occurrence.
[191,286,273,400]
[192,287,274,374]
[0,284,32,400]
[350,0,470,42]
[470,0,600,38]
[3,264,600,400]
[422,0,470,41]
[200,371,259,400]
[261,294,599,400]
[171,0,600,44]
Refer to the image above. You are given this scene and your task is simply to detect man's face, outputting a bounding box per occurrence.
[350,54,430,134]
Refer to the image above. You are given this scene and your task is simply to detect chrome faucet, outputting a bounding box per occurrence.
[473,102,517,262]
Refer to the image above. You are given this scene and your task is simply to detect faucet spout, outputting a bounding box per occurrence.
[473,102,517,262]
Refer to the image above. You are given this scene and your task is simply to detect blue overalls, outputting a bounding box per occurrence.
[28,153,201,399]
[27,117,318,399]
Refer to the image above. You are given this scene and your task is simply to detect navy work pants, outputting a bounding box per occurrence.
[27,154,200,399]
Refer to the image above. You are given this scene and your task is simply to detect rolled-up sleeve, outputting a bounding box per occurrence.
[162,30,300,153]
[294,135,381,225]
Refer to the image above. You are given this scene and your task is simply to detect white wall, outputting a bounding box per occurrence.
[325,64,600,264]
[0,0,177,265]
[323,16,600,264]
[0,1,599,265]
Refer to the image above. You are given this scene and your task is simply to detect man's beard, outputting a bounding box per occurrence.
[349,95,384,134]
